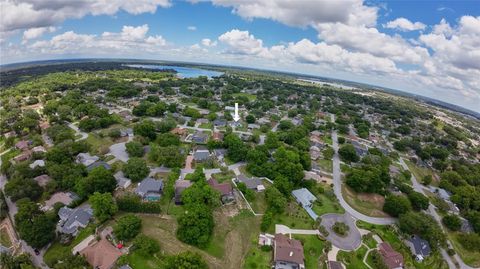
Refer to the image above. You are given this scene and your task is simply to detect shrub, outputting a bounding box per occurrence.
[332,222,349,236]
[116,194,161,214]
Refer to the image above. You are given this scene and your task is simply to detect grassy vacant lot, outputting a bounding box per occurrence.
[86,133,115,155]
[213,170,236,183]
[268,202,315,233]
[250,191,267,214]
[44,225,96,267]
[0,227,12,247]
[124,251,164,268]
[199,123,213,129]
[356,221,448,269]
[294,235,325,269]
[317,159,333,173]
[232,93,257,101]
[337,245,369,269]
[404,160,435,184]
[139,208,260,269]
[342,185,389,217]
[243,245,271,269]
[449,232,480,267]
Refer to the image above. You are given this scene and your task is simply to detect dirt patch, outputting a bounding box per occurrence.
[343,186,389,218]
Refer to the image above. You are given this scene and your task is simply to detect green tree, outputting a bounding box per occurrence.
[89,192,118,223]
[245,114,255,124]
[123,158,149,182]
[133,120,157,140]
[383,195,411,217]
[4,178,42,202]
[14,199,55,248]
[176,204,214,247]
[407,191,429,211]
[338,144,359,163]
[399,211,446,248]
[265,186,287,214]
[164,252,208,269]
[114,214,142,241]
[323,147,334,160]
[224,133,248,162]
[182,182,221,209]
[155,132,180,147]
[133,234,160,256]
[75,166,117,197]
[442,215,462,231]
[125,141,144,157]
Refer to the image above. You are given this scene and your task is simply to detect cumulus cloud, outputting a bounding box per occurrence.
[218,29,271,57]
[187,26,197,31]
[0,0,171,32]
[201,38,217,47]
[22,26,57,44]
[212,0,377,27]
[29,25,167,55]
[385,17,426,31]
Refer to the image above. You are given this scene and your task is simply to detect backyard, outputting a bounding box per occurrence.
[342,185,389,218]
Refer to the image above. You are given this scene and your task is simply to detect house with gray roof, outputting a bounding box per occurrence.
[136,178,163,201]
[406,235,431,262]
[114,171,132,189]
[213,119,227,127]
[193,148,211,162]
[192,131,208,144]
[292,188,318,220]
[236,175,265,191]
[86,161,111,172]
[57,206,93,236]
[76,153,99,167]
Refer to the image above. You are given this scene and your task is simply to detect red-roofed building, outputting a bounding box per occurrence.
[212,131,224,141]
[379,242,404,269]
[208,178,234,204]
[273,233,305,269]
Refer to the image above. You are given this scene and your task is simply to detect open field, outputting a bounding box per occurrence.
[342,185,389,217]
[317,159,333,173]
[243,245,271,269]
[337,245,369,269]
[404,159,436,185]
[448,232,480,267]
[293,234,325,269]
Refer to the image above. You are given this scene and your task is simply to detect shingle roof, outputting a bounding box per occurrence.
[409,235,431,257]
[379,242,404,269]
[194,149,210,161]
[136,178,163,197]
[236,175,263,189]
[292,188,317,207]
[274,233,304,266]
[80,238,122,269]
[207,178,233,196]
[58,206,93,234]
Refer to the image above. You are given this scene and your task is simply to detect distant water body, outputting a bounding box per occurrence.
[126,64,224,78]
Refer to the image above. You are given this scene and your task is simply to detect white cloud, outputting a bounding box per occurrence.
[212,0,377,27]
[385,17,426,31]
[201,38,217,47]
[0,0,171,32]
[22,26,57,44]
[187,26,197,31]
[218,29,271,57]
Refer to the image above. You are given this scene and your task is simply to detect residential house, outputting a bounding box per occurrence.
[207,178,234,204]
[236,175,265,191]
[3,131,16,139]
[57,206,93,236]
[257,117,271,125]
[258,233,275,246]
[29,159,45,169]
[192,131,208,144]
[42,192,78,211]
[32,145,47,153]
[292,188,318,220]
[76,153,100,167]
[212,131,224,142]
[174,180,192,205]
[118,110,133,122]
[196,118,209,125]
[389,165,401,178]
[136,178,163,201]
[247,124,260,131]
[171,127,188,138]
[273,233,305,269]
[193,148,211,162]
[213,119,227,127]
[327,261,344,269]
[114,171,132,189]
[13,150,31,163]
[34,174,51,187]
[230,121,242,128]
[351,141,368,157]
[15,140,30,151]
[378,242,404,269]
[406,235,431,262]
[80,238,122,269]
[39,121,50,130]
[86,161,111,172]
[310,146,322,160]
[213,148,227,161]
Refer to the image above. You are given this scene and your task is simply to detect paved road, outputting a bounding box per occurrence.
[330,127,396,225]
[399,158,475,269]
[0,152,49,268]
[321,213,362,251]
[106,135,133,163]
[67,122,88,141]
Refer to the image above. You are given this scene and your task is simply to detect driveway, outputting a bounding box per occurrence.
[67,122,88,141]
[275,224,320,235]
[320,213,362,251]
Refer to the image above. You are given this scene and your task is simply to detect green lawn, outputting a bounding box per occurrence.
[44,225,96,267]
[86,133,114,155]
[268,202,315,233]
[212,170,236,183]
[0,228,12,247]
[449,232,480,267]
[312,194,344,216]
[233,93,257,101]
[293,235,325,269]
[123,251,164,269]
[250,191,267,214]
[404,159,434,184]
[363,234,378,249]
[317,159,333,173]
[342,185,389,217]
[337,246,369,269]
[199,123,213,129]
[243,245,271,269]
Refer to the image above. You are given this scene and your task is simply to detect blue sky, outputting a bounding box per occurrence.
[1,0,479,111]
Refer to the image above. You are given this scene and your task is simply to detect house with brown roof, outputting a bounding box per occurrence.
[13,150,32,163]
[171,127,187,138]
[207,178,234,204]
[34,174,51,187]
[212,131,224,141]
[80,238,122,269]
[15,140,30,151]
[273,233,305,269]
[378,242,404,269]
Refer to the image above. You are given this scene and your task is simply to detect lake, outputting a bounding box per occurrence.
[126,64,224,78]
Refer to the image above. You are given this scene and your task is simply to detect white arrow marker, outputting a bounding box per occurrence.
[233,103,240,122]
